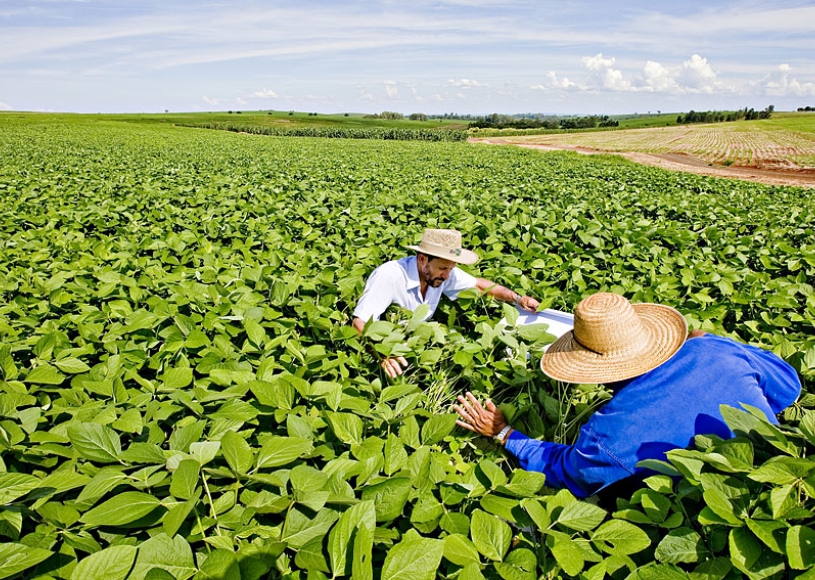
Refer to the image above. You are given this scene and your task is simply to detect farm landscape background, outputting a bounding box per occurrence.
[2,110,815,579]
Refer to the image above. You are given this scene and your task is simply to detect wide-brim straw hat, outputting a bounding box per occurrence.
[540,292,688,384]
[406,229,479,265]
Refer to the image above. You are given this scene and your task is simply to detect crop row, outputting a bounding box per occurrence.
[484,122,815,169]
[1,115,814,579]
[178,122,468,142]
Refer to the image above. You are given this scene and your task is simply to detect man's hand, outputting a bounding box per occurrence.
[382,356,409,378]
[516,295,540,313]
[454,392,509,437]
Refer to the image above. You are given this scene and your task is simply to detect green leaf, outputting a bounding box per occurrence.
[786,525,815,569]
[70,545,138,580]
[328,500,376,577]
[169,420,206,453]
[290,464,329,494]
[384,433,408,475]
[443,534,481,567]
[162,367,192,389]
[244,317,267,347]
[476,458,508,488]
[701,488,743,525]
[688,557,732,580]
[556,500,607,531]
[421,414,457,445]
[592,519,651,555]
[471,509,512,562]
[163,496,198,538]
[0,473,40,504]
[325,412,364,445]
[255,436,313,469]
[458,563,487,580]
[67,421,122,463]
[748,456,815,485]
[654,527,706,564]
[0,543,53,580]
[352,522,374,580]
[24,363,65,385]
[80,491,164,526]
[496,470,546,498]
[550,538,585,577]
[361,477,412,522]
[282,506,339,549]
[197,549,241,580]
[221,431,254,475]
[55,357,92,374]
[745,519,786,554]
[170,459,199,500]
[129,533,196,580]
[494,547,537,580]
[295,536,330,573]
[380,537,444,580]
[728,527,761,573]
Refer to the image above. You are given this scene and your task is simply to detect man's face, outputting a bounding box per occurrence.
[419,255,456,287]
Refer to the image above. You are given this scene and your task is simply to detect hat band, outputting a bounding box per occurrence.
[571,332,603,355]
[421,241,463,257]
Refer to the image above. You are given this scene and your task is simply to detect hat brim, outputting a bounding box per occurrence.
[540,304,688,384]
[406,245,479,265]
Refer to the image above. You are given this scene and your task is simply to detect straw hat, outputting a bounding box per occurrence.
[540,292,688,384]
[406,229,479,265]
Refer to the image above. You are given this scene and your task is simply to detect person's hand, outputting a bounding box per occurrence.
[688,329,706,339]
[516,295,540,313]
[454,392,509,437]
[381,356,409,378]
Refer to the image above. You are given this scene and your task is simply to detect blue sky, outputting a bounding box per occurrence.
[2,0,814,115]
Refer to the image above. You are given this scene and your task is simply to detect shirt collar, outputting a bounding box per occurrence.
[405,255,421,290]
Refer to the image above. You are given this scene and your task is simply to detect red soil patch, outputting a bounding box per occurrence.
[470,138,815,188]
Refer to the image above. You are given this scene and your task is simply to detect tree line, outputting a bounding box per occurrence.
[468,113,618,130]
[676,105,774,124]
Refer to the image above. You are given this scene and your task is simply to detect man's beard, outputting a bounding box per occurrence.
[428,277,445,287]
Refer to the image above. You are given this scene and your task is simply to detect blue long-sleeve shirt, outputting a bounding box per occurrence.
[505,335,802,498]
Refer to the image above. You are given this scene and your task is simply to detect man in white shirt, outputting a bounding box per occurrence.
[352,228,541,377]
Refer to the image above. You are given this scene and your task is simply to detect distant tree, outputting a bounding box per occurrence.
[228,110,233,114]
[288,111,294,116]
[344,113,349,117]
[409,113,428,121]
[380,111,404,120]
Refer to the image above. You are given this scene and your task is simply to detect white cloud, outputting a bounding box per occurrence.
[448,78,488,89]
[202,96,222,105]
[0,100,11,110]
[251,89,278,98]
[236,98,247,105]
[752,64,815,97]
[384,81,399,99]
[540,71,582,91]
[675,54,723,94]
[642,60,680,93]
[581,53,633,91]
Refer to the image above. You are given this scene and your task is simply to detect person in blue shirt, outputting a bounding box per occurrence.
[454,292,802,500]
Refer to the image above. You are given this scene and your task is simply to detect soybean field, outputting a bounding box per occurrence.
[1,114,815,580]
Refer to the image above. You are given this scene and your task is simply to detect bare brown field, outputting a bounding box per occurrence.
[470,121,815,188]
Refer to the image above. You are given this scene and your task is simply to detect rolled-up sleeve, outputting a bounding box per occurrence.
[442,267,477,300]
[504,429,632,499]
